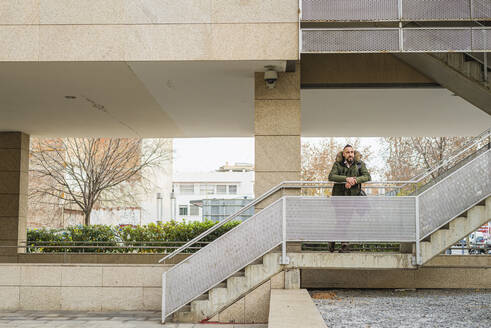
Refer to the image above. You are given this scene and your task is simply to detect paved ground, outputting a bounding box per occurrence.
[312,289,491,328]
[0,311,267,327]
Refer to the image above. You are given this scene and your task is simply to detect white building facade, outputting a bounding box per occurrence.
[172,167,254,222]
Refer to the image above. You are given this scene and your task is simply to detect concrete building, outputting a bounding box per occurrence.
[0,0,490,324]
[172,165,254,221]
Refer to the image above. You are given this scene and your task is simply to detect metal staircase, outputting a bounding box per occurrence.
[161,129,491,323]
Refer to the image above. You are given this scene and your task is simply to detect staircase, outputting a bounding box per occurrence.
[171,252,281,323]
[432,53,489,87]
[162,136,490,323]
[420,197,491,265]
[395,52,491,115]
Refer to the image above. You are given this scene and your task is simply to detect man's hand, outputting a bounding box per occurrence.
[346,177,357,185]
[345,182,352,189]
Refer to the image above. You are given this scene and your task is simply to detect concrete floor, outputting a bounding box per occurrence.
[0,311,267,328]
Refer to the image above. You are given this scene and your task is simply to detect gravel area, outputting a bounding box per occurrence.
[311,289,491,328]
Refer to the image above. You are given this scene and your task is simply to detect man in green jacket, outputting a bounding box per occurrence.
[327,144,371,252]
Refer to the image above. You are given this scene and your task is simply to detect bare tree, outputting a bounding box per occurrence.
[381,136,472,181]
[30,138,171,225]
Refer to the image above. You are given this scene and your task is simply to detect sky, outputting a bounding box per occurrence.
[173,137,385,178]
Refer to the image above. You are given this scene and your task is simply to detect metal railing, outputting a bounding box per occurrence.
[157,180,415,264]
[418,149,491,239]
[301,0,491,22]
[302,27,490,53]
[20,240,210,253]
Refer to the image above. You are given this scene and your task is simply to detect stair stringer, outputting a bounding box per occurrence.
[394,53,491,115]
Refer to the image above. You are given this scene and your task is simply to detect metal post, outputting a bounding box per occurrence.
[398,0,403,52]
[162,272,167,323]
[483,31,488,83]
[415,197,421,266]
[298,0,303,58]
[280,197,290,265]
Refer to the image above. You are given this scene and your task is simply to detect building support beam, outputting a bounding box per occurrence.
[254,63,301,209]
[0,132,29,261]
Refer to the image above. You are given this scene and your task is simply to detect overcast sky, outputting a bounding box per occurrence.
[173,137,384,178]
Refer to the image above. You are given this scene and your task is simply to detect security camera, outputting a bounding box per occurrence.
[264,69,278,89]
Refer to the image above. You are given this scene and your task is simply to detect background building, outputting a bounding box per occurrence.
[172,163,254,222]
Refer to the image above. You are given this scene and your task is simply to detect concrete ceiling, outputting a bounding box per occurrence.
[301,88,491,137]
[0,61,489,138]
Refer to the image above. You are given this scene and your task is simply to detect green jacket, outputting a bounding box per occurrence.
[328,150,371,196]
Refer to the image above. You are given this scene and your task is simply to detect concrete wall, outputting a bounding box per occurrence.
[301,267,491,289]
[3,253,190,264]
[0,0,299,61]
[0,263,172,311]
[0,256,489,312]
[301,255,491,289]
[301,54,435,87]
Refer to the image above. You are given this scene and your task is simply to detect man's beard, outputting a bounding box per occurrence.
[346,157,354,163]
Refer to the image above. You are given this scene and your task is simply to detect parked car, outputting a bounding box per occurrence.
[469,236,487,254]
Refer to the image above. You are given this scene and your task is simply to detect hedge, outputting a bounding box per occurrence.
[27,219,241,253]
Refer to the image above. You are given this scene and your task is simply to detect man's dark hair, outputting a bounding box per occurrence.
[343,144,353,150]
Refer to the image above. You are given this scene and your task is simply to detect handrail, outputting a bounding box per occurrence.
[158,180,416,263]
[159,128,491,263]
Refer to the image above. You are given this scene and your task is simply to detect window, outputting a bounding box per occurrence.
[228,185,237,194]
[179,184,194,195]
[179,205,188,216]
[189,204,199,216]
[216,185,227,194]
[200,184,214,195]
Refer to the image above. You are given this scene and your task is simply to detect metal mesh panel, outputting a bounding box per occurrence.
[418,150,491,239]
[302,29,400,53]
[302,0,398,22]
[472,0,491,20]
[402,0,471,21]
[404,28,472,51]
[164,200,283,316]
[472,28,490,51]
[285,197,416,242]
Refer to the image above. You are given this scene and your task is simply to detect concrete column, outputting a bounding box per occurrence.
[254,64,301,209]
[0,132,29,260]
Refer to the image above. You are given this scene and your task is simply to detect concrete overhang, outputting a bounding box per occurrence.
[1,60,490,138]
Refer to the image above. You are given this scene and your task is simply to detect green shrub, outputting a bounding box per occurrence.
[27,219,241,254]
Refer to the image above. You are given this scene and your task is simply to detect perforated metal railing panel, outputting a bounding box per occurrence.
[418,149,491,240]
[301,0,490,21]
[285,197,416,242]
[402,0,472,21]
[302,29,400,53]
[302,0,398,22]
[473,0,491,20]
[473,28,490,51]
[404,28,473,52]
[163,200,283,317]
[302,27,489,53]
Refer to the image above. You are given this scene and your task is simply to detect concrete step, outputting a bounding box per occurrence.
[268,289,326,328]
[179,252,282,323]
[446,53,464,70]
[462,61,483,82]
[420,197,490,265]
